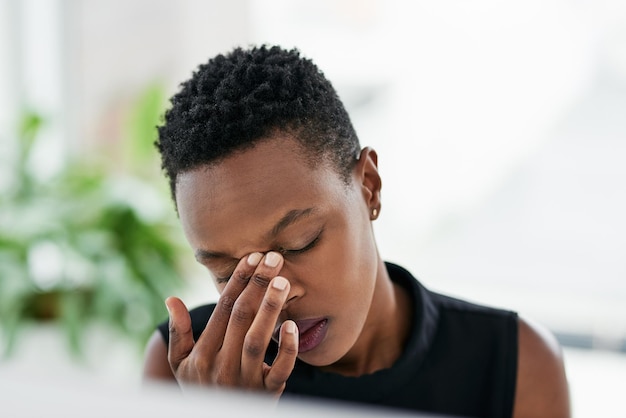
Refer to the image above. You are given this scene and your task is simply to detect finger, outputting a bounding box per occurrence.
[264,320,298,393]
[240,276,291,383]
[221,252,284,359]
[195,252,263,355]
[165,297,194,372]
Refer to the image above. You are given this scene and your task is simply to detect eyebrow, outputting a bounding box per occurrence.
[267,207,315,240]
[194,207,316,262]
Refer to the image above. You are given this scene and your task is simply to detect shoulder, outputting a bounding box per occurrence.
[513,316,571,418]
[429,289,519,341]
[142,329,175,382]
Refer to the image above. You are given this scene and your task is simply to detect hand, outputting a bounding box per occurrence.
[165,251,299,396]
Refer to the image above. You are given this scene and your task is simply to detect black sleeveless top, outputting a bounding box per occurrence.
[158,263,518,418]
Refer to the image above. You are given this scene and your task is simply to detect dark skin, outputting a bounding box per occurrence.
[143,132,570,416]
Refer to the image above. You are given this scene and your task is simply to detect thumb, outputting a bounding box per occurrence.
[165,296,194,372]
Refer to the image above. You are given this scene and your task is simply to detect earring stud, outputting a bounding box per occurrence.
[372,208,378,218]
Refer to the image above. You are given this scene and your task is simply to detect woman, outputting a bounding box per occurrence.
[143,45,570,417]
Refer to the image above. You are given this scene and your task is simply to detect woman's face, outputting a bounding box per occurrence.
[175,132,382,368]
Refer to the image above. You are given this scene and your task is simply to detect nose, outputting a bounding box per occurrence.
[282,293,298,311]
[276,262,303,310]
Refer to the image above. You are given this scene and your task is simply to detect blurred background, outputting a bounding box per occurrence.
[0,0,625,416]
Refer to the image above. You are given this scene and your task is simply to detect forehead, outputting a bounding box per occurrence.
[175,134,349,254]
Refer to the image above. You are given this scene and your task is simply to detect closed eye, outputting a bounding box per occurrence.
[214,230,323,284]
[215,275,231,285]
[211,262,238,285]
[281,232,321,256]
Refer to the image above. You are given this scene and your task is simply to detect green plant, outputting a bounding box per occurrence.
[0,92,185,356]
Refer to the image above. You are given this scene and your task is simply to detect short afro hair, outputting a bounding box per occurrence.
[156,45,361,200]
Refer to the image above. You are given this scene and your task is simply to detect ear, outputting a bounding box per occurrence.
[354,147,382,220]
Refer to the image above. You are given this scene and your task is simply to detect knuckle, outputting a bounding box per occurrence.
[251,273,271,288]
[231,301,254,325]
[214,369,231,386]
[190,353,210,371]
[243,335,266,357]
[215,370,240,387]
[168,324,192,343]
[266,372,289,390]
[261,296,282,313]
[232,269,250,285]
[217,295,236,314]
[280,343,298,357]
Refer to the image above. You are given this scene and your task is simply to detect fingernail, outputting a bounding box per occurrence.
[247,252,263,266]
[272,276,288,291]
[284,321,297,334]
[264,251,281,268]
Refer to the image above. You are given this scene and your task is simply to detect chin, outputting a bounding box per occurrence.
[297,339,355,369]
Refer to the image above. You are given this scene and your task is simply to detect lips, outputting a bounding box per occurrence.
[296,318,328,353]
[274,317,329,354]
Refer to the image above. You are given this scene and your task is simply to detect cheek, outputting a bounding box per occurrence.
[318,230,376,295]
[329,203,376,272]
[340,209,377,269]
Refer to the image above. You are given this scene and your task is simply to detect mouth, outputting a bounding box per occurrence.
[274,317,329,354]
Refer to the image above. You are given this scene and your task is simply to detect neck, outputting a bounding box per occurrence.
[320,259,412,376]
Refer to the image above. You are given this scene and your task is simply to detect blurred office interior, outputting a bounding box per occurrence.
[1,1,625,416]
